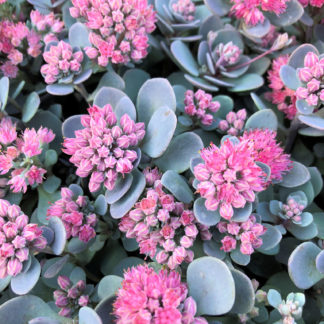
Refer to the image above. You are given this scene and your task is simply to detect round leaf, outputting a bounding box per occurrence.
[316,250,324,274]
[279,161,310,188]
[245,109,278,131]
[79,306,102,324]
[105,174,133,204]
[194,198,220,226]
[22,92,40,122]
[46,84,74,96]
[68,22,91,47]
[98,275,123,301]
[48,216,67,255]
[279,65,301,90]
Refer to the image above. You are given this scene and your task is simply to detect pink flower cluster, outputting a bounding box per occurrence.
[0,117,55,193]
[41,41,84,84]
[0,199,47,278]
[218,109,247,136]
[69,0,156,66]
[281,198,305,222]
[194,139,265,220]
[184,89,220,126]
[119,180,211,269]
[295,52,324,107]
[63,105,145,192]
[113,264,207,324]
[215,42,241,66]
[217,215,266,255]
[172,0,196,22]
[0,20,29,78]
[230,0,288,26]
[299,0,324,7]
[47,187,97,243]
[240,129,292,183]
[29,10,65,58]
[54,275,90,317]
[266,55,297,120]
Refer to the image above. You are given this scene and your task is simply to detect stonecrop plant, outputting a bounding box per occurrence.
[0,0,324,322]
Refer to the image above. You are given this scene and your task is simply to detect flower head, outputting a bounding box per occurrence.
[194,139,265,220]
[70,0,156,66]
[63,105,145,192]
[0,199,46,278]
[41,41,84,84]
[216,42,241,65]
[217,215,266,255]
[119,180,211,269]
[47,187,97,242]
[171,0,196,21]
[266,55,297,120]
[217,109,247,136]
[184,89,220,126]
[54,275,90,317]
[113,264,207,323]
[240,129,292,183]
[230,0,289,26]
[295,52,324,107]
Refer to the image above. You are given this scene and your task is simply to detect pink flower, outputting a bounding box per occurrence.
[63,105,145,192]
[113,264,207,324]
[143,167,162,186]
[47,187,97,242]
[119,181,211,269]
[240,129,292,183]
[171,0,196,21]
[221,236,237,252]
[217,109,247,136]
[70,0,156,66]
[0,199,46,278]
[230,0,288,25]
[266,55,297,120]
[194,139,265,220]
[184,89,220,126]
[54,276,89,318]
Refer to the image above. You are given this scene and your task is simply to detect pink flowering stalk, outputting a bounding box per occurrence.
[266,55,297,120]
[113,264,208,323]
[218,109,247,136]
[0,117,55,193]
[230,0,289,26]
[240,129,292,183]
[63,105,145,192]
[119,180,211,269]
[295,52,324,107]
[194,139,265,220]
[0,199,47,278]
[172,0,196,21]
[54,275,90,317]
[69,0,156,66]
[41,41,84,84]
[217,215,267,255]
[47,187,97,243]
[0,20,29,78]
[184,89,220,126]
[28,10,65,58]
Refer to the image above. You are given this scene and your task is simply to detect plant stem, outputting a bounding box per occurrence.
[74,84,90,103]
[285,116,301,153]
[8,97,23,112]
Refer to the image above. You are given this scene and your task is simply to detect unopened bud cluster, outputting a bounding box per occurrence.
[218,109,247,136]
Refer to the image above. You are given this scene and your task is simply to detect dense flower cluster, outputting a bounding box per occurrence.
[119,180,211,269]
[28,10,64,58]
[230,0,289,25]
[240,129,292,183]
[0,199,46,278]
[296,52,324,106]
[113,264,208,323]
[217,214,267,255]
[184,89,220,126]
[215,42,241,66]
[69,0,156,66]
[0,20,29,77]
[281,197,305,223]
[47,187,97,242]
[171,0,196,21]
[194,139,265,220]
[266,55,297,120]
[41,41,84,84]
[0,117,55,193]
[143,167,162,187]
[299,0,324,7]
[218,109,247,136]
[54,275,90,317]
[63,105,145,192]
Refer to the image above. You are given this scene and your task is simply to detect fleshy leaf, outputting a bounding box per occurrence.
[79,307,102,324]
[97,275,123,301]
[193,198,221,226]
[68,22,91,47]
[105,174,133,204]
[22,92,40,123]
[245,109,278,131]
[279,65,301,90]
[279,161,310,188]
